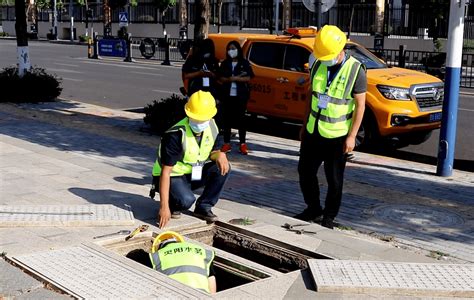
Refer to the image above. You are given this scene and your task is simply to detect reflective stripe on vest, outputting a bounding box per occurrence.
[149,242,215,293]
[152,118,219,177]
[306,56,363,138]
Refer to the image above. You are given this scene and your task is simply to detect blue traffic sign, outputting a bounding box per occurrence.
[98,39,127,57]
[119,12,128,27]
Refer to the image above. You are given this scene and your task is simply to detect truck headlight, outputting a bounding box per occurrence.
[377,85,411,101]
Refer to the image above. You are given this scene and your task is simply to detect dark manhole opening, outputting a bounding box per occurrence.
[184,222,331,273]
[124,247,267,292]
[107,222,330,292]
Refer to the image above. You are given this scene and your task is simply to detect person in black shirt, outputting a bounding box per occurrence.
[150,91,230,228]
[182,39,220,97]
[218,41,254,155]
[295,25,367,229]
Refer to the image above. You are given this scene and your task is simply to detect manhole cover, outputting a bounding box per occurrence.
[0,205,134,226]
[308,260,474,297]
[372,204,464,227]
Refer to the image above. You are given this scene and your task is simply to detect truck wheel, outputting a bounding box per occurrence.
[355,110,377,150]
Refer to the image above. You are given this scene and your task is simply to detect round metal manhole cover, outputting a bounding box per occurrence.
[372,204,465,227]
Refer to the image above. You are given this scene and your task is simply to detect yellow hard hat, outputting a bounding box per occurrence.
[152,231,184,253]
[185,90,217,121]
[313,25,347,61]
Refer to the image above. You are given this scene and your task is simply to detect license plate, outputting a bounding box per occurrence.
[429,112,442,122]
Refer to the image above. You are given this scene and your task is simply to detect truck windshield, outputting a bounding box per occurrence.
[345,44,388,70]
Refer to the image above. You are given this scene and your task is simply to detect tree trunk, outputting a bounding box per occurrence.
[194,0,209,41]
[103,0,112,36]
[161,10,167,36]
[217,0,222,33]
[15,0,31,77]
[179,0,188,39]
[375,0,385,34]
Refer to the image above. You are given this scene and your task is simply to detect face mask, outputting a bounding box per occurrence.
[228,49,238,58]
[203,53,211,58]
[320,57,339,67]
[189,120,210,133]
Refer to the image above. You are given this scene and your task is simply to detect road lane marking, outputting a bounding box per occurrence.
[77,57,182,69]
[62,77,83,82]
[131,71,163,77]
[54,63,79,67]
[48,68,83,74]
[82,60,164,71]
[152,89,175,94]
[459,108,474,112]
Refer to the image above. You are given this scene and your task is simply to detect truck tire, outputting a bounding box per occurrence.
[356,109,378,150]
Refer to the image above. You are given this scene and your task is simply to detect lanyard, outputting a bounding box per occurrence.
[326,54,347,88]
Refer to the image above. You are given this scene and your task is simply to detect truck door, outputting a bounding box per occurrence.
[274,44,312,122]
[246,42,286,117]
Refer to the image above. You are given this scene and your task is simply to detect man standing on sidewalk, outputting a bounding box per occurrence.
[295,25,367,229]
[149,90,230,228]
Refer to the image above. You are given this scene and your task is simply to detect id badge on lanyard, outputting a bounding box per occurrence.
[203,77,210,87]
[191,162,204,181]
[318,93,330,109]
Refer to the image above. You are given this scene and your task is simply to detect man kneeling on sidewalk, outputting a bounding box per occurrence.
[150,90,230,228]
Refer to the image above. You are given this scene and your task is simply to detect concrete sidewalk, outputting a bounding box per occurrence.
[0,100,473,298]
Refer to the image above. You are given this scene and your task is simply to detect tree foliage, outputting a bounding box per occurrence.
[152,0,176,12]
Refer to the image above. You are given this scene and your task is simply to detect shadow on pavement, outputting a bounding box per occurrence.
[69,187,159,225]
[244,115,474,173]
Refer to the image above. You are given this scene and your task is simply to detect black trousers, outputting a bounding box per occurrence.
[221,96,248,144]
[298,129,347,219]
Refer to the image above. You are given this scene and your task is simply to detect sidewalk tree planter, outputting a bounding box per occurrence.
[0,66,62,103]
[143,94,186,135]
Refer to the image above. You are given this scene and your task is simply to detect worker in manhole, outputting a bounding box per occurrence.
[150,231,217,294]
[295,25,367,229]
[150,90,230,228]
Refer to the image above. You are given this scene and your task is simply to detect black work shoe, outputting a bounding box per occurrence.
[171,211,181,219]
[294,209,323,223]
[321,217,335,229]
[194,210,218,222]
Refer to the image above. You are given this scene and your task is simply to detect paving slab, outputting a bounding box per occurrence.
[11,243,208,299]
[308,260,474,297]
[0,205,134,227]
[1,100,474,299]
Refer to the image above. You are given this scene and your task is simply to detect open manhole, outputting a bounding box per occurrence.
[103,222,331,292]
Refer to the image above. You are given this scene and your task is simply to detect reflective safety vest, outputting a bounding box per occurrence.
[152,117,219,177]
[149,241,215,293]
[306,56,364,138]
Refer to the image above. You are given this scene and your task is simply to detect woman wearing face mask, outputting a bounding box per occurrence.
[182,39,220,97]
[218,41,254,155]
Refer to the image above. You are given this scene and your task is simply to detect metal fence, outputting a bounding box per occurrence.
[1,2,472,41]
[369,47,474,88]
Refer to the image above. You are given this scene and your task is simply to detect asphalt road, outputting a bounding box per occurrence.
[1,40,473,172]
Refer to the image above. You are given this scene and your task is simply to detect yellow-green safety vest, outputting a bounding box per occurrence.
[152,117,219,177]
[149,241,215,293]
[306,56,364,138]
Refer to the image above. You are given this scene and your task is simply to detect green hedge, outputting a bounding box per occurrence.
[0,67,62,103]
[143,94,187,135]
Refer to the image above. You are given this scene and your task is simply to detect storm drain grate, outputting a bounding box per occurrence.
[0,205,134,226]
[12,244,207,299]
[308,260,474,297]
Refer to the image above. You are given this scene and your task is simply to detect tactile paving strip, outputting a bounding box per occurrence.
[0,205,134,226]
[12,245,206,299]
[308,260,474,297]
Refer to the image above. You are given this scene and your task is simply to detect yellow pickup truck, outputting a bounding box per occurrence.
[208,28,444,146]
